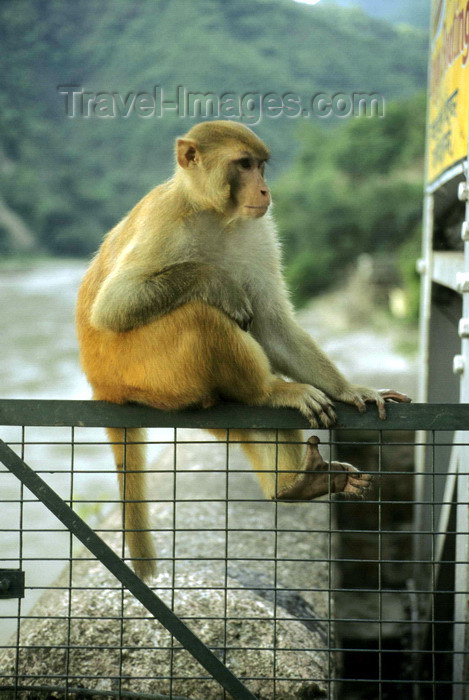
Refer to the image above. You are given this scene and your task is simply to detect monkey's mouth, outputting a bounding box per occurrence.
[244,205,269,217]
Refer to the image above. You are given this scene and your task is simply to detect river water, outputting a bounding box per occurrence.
[0,260,416,644]
[0,260,98,642]
[0,260,89,401]
[0,260,175,643]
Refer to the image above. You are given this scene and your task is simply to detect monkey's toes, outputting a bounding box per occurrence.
[318,410,336,428]
[339,464,373,498]
[274,436,330,500]
[321,403,337,425]
[274,437,372,501]
[304,397,336,428]
[305,435,323,460]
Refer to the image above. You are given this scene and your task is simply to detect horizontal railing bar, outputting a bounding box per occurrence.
[1,676,467,686]
[3,610,468,622]
[0,498,464,506]
[0,554,466,565]
[4,438,464,446]
[0,465,465,476]
[0,645,466,655]
[0,527,465,535]
[0,399,468,430]
[1,468,466,477]
[6,583,466,597]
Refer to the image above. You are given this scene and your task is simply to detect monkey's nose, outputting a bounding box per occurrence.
[260,188,268,196]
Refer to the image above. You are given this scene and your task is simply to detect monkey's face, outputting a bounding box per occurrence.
[227,154,270,219]
[176,129,271,219]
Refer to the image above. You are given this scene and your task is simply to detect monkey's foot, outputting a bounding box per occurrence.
[293,384,337,428]
[274,436,372,501]
[269,382,337,428]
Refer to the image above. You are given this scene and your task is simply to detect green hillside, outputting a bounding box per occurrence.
[0,0,428,256]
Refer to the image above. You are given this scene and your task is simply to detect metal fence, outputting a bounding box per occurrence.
[0,399,468,700]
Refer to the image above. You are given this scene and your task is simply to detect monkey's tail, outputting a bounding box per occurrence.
[106,426,157,580]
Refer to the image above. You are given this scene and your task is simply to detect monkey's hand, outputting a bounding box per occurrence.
[337,386,412,420]
[214,279,253,331]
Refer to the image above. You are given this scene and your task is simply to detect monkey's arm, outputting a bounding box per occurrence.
[253,310,351,397]
[252,310,410,417]
[91,261,253,333]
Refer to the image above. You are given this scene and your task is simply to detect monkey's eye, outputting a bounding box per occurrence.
[238,158,252,170]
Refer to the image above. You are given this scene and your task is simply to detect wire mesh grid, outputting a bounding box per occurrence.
[0,403,467,700]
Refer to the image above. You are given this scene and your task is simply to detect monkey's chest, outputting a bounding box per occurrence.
[213,236,273,290]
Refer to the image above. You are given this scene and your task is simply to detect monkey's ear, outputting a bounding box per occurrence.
[176,139,199,169]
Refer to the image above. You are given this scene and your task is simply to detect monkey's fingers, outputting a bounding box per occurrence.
[364,389,411,421]
[353,396,367,414]
[375,395,387,420]
[244,313,254,332]
[231,307,253,332]
[352,393,386,420]
[377,389,412,403]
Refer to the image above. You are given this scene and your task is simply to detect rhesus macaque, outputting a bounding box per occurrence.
[76,120,410,579]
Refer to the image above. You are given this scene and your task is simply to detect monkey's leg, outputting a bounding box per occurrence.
[105,426,156,580]
[208,428,304,498]
[208,430,372,500]
[119,301,336,427]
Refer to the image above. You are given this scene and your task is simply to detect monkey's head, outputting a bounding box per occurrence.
[176,120,271,219]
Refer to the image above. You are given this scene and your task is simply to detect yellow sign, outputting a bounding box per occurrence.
[427,0,469,185]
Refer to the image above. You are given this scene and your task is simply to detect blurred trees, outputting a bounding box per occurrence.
[322,0,429,28]
[273,92,426,311]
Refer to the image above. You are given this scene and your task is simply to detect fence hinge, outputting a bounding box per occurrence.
[0,569,25,599]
